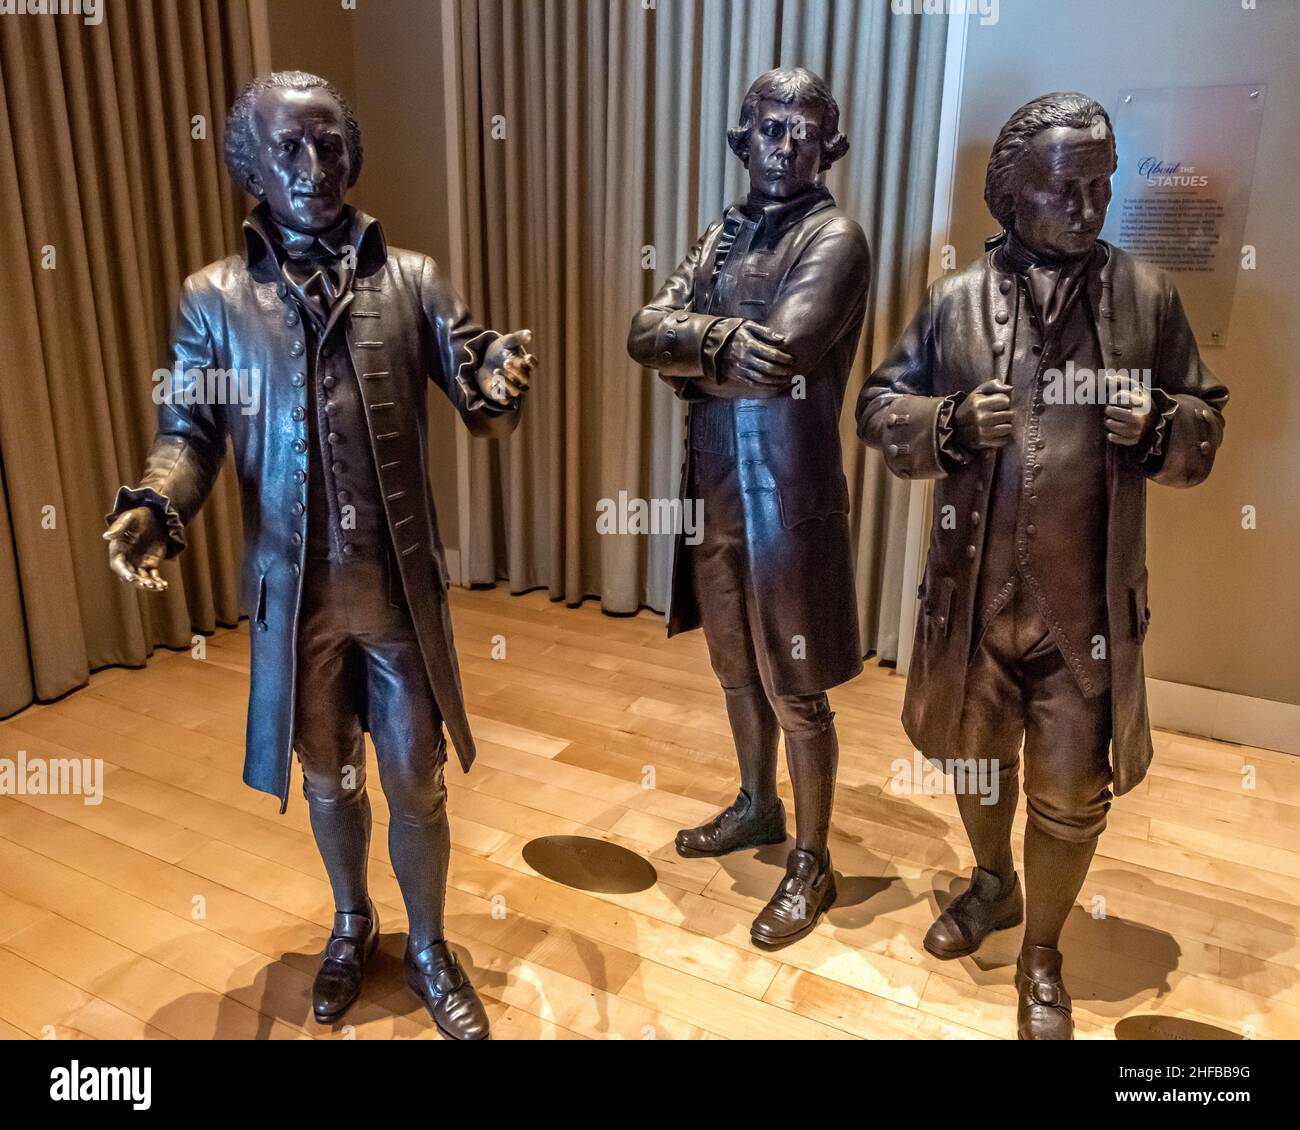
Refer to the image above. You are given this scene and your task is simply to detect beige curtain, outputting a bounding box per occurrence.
[450,0,947,662]
[0,0,267,717]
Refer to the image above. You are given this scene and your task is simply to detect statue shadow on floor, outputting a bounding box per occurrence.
[145,929,507,1040]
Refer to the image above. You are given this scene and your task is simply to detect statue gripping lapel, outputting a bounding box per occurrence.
[629,68,870,948]
[104,72,537,1039]
[859,92,1228,1039]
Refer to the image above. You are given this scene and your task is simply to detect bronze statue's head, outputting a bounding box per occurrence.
[224,70,363,235]
[728,67,849,201]
[985,91,1117,261]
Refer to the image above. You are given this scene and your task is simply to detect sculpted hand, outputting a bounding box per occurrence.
[717,322,796,391]
[104,506,169,592]
[1103,373,1155,446]
[479,329,537,406]
[954,379,1013,450]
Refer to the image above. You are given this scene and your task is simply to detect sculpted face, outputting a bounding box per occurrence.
[1010,125,1115,260]
[744,97,825,201]
[247,86,352,234]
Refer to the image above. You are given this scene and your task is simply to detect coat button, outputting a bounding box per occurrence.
[342,544,355,557]
[285,310,299,327]
[338,491,351,503]
[292,373,305,387]
[665,331,677,344]
[332,461,345,473]
[292,502,305,516]
[289,341,304,357]
[291,532,302,545]
[1199,441,1211,454]
[966,544,977,559]
[294,471,306,484]
[1027,524,1038,536]
[292,407,305,421]
[292,439,307,454]
[660,352,673,364]
[291,564,301,577]
[887,444,900,458]
[999,279,1011,294]
[323,376,337,389]
[328,432,341,445]
[992,341,1005,356]
[995,311,1009,325]
[257,621,268,632]
[971,511,981,525]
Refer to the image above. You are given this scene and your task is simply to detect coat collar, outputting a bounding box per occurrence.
[242,202,388,285]
[728,185,835,243]
[987,231,1113,293]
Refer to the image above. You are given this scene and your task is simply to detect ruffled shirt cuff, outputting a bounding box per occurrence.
[106,485,187,558]
[1139,386,1178,468]
[936,391,972,471]
[455,329,518,416]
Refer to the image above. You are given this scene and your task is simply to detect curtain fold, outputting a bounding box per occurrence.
[451,0,947,663]
[0,1,265,717]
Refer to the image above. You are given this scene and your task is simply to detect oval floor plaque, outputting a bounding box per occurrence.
[522,835,658,894]
[1115,1015,1243,1041]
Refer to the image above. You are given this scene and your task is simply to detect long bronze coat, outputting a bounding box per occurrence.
[629,189,869,695]
[109,210,518,809]
[858,240,1228,795]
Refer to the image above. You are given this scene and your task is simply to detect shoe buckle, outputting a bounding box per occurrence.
[1030,979,1069,1010]
[325,935,362,964]
[432,964,466,999]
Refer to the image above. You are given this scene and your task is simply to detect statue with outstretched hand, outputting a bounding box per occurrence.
[106,70,536,1040]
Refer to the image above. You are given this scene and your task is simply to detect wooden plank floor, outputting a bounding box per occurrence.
[2,585,1298,1040]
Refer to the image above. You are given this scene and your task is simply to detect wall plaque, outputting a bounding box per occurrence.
[1102,83,1266,346]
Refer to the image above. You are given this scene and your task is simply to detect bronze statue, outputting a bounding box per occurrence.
[859,92,1228,1038]
[104,71,536,1040]
[629,68,869,947]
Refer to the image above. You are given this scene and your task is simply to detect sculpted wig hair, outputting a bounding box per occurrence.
[728,67,850,172]
[984,91,1116,231]
[224,70,364,191]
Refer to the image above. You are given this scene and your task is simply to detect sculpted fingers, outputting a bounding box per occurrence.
[738,353,794,382]
[743,336,795,369]
[499,328,534,354]
[502,356,532,391]
[109,549,137,585]
[109,550,159,589]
